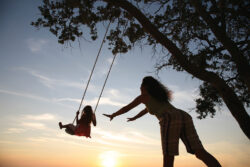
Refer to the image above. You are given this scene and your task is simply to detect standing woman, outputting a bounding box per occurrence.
[103,76,221,167]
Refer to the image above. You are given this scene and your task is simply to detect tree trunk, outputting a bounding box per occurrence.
[209,74,250,139]
[106,0,250,139]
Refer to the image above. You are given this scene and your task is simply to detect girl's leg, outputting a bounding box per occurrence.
[163,155,174,167]
[195,149,221,167]
[59,122,63,129]
[59,122,71,129]
[59,123,76,135]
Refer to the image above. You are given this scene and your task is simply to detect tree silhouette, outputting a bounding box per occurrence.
[32,0,250,139]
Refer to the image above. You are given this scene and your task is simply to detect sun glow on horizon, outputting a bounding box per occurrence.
[100,151,119,167]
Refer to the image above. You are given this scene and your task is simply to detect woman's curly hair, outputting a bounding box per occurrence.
[142,76,172,102]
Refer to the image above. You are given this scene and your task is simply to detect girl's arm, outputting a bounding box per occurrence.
[92,113,97,126]
[103,95,143,121]
[76,111,80,124]
[127,108,148,122]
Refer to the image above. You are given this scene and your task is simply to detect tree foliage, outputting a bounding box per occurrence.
[32,0,250,138]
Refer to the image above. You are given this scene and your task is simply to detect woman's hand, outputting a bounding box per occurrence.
[127,117,136,122]
[103,114,115,121]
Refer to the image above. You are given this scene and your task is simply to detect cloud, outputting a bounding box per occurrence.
[92,128,159,146]
[0,88,75,110]
[28,69,82,89]
[168,85,198,104]
[27,38,48,53]
[0,87,123,109]
[29,70,56,88]
[10,67,127,107]
[107,57,117,65]
[53,97,81,103]
[16,67,87,89]
[4,128,26,134]
[16,114,57,131]
[26,135,103,150]
[85,97,125,107]
[106,89,122,99]
[99,97,125,107]
[52,95,125,108]
[51,87,129,107]
[0,140,16,144]
[0,89,49,102]
[92,56,118,79]
[22,113,55,121]
[26,137,50,143]
[21,122,46,129]
[173,90,196,102]
[3,114,59,135]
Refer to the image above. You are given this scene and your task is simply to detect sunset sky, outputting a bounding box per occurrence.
[0,1,249,167]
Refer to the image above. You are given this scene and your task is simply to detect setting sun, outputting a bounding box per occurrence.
[100,151,118,167]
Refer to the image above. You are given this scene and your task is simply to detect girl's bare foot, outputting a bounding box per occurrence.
[59,122,63,129]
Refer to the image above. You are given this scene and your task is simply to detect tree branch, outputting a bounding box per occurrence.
[190,0,250,92]
[104,0,250,139]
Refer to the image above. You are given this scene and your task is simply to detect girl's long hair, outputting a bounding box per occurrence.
[142,76,172,102]
[81,105,93,124]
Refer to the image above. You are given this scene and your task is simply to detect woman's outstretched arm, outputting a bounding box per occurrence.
[103,95,142,121]
[127,108,148,122]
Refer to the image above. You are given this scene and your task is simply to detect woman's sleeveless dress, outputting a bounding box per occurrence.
[145,96,203,155]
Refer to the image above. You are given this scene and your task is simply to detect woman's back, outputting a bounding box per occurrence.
[145,96,168,118]
[145,96,185,120]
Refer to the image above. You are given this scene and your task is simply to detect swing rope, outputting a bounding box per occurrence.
[94,53,117,113]
[72,21,112,124]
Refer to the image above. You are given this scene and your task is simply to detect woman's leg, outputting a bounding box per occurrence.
[180,111,221,167]
[163,155,174,167]
[195,149,221,167]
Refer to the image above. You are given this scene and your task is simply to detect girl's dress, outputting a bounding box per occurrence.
[145,96,204,156]
[64,115,92,138]
[74,116,91,138]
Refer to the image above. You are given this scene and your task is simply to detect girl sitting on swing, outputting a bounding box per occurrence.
[59,105,96,138]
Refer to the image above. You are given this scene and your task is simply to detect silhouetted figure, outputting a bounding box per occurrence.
[104,76,221,167]
[59,105,96,138]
